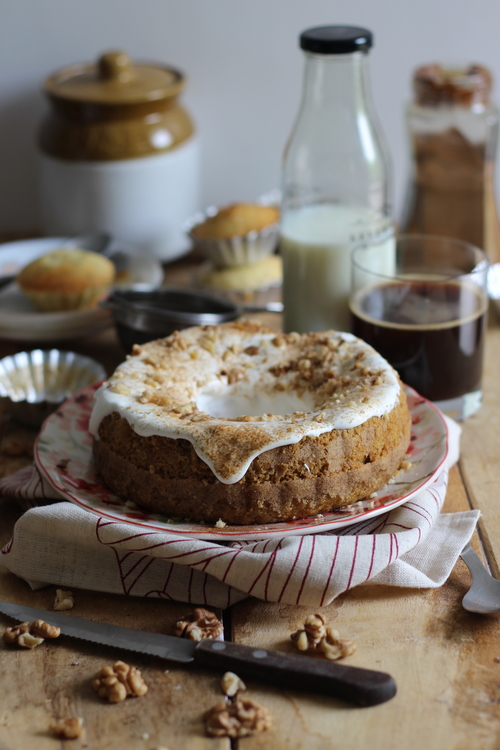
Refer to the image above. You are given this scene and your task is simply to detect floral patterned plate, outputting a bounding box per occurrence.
[35,384,448,541]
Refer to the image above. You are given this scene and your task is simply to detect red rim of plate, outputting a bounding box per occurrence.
[34,383,449,540]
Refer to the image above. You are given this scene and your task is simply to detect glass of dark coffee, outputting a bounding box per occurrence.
[350,235,489,419]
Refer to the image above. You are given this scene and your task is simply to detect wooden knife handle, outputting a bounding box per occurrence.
[194,640,396,707]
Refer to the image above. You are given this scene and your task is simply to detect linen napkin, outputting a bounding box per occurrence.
[0,416,479,609]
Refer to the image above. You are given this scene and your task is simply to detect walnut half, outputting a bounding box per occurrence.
[3,619,61,649]
[173,608,223,641]
[319,627,357,661]
[54,589,74,611]
[291,614,356,661]
[221,671,246,697]
[92,661,148,703]
[291,613,326,650]
[204,699,272,738]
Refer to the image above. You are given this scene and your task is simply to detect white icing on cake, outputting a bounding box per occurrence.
[89,322,401,484]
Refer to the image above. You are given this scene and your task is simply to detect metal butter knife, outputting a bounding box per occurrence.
[0,600,396,707]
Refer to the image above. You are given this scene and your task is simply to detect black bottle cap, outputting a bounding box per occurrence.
[300,26,373,54]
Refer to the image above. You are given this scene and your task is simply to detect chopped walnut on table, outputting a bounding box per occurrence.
[204,698,272,738]
[92,660,148,703]
[173,608,223,641]
[49,717,84,740]
[291,613,356,661]
[291,613,326,650]
[221,671,246,697]
[3,619,61,649]
[319,627,357,660]
[54,588,74,611]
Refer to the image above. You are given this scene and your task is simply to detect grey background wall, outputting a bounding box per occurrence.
[0,0,497,237]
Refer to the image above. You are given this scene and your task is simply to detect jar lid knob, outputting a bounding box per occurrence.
[98,51,137,83]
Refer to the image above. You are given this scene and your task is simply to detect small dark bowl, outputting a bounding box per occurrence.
[103,287,241,352]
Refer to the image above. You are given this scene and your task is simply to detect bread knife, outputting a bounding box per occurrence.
[0,599,396,707]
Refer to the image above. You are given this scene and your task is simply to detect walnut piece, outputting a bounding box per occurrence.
[49,717,83,740]
[173,608,223,641]
[291,614,356,661]
[319,627,357,661]
[290,613,327,650]
[92,660,148,703]
[17,633,45,649]
[2,622,29,645]
[291,613,326,650]
[54,589,74,611]
[204,699,272,738]
[29,619,61,639]
[3,619,60,649]
[221,671,246,697]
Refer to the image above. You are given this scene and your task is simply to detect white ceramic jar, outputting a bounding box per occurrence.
[37,51,200,262]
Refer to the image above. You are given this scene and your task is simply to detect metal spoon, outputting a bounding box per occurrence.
[460,542,500,615]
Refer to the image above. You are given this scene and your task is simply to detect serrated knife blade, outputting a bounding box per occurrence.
[0,599,196,661]
[0,599,396,707]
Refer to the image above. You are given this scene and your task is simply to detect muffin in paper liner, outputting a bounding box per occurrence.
[193,254,282,307]
[185,202,280,268]
[0,349,106,427]
[16,248,115,312]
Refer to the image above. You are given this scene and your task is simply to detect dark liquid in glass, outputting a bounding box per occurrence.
[350,281,487,401]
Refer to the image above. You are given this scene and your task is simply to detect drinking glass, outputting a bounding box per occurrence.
[350,234,489,419]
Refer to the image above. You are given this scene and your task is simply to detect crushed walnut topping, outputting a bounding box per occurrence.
[204,699,272,738]
[173,608,223,641]
[3,619,61,649]
[93,321,401,486]
[291,614,356,661]
[49,717,84,740]
[92,661,148,703]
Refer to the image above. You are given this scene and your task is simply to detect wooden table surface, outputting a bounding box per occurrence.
[1,258,500,749]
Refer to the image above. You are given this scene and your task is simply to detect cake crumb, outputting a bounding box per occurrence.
[215,518,227,528]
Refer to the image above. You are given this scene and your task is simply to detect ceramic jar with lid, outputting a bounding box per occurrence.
[38,50,200,261]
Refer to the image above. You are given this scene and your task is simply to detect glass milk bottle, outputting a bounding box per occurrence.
[281,25,394,333]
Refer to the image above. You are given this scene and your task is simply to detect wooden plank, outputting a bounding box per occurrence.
[1,261,499,748]
[0,509,230,750]
[0,573,230,749]
[0,402,229,749]
[459,324,500,576]
[230,467,500,750]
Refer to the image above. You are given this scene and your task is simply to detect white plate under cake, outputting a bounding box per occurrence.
[89,321,411,524]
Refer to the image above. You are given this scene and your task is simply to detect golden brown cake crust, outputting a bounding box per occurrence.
[93,390,411,525]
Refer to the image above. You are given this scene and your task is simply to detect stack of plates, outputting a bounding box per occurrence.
[0,238,164,342]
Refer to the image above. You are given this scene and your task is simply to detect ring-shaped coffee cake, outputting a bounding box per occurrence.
[90,320,411,524]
